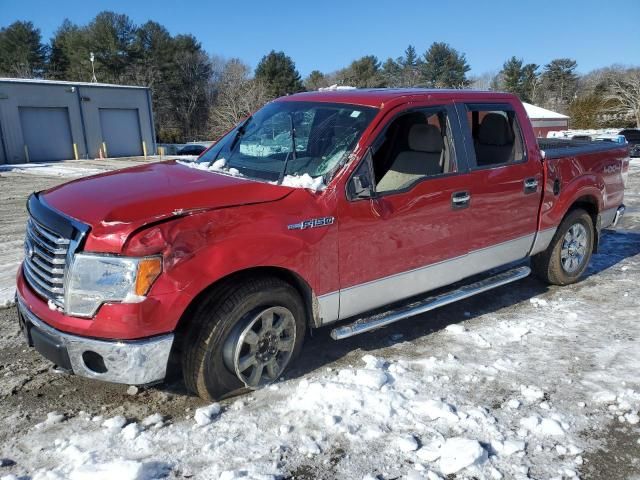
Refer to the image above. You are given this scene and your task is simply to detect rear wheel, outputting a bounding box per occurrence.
[182,276,306,400]
[532,209,594,285]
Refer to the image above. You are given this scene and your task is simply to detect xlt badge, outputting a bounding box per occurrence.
[288,216,335,230]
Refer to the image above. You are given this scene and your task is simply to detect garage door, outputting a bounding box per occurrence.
[99,108,142,157]
[19,107,74,162]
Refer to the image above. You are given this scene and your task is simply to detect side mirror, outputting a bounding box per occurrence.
[348,148,377,200]
[351,174,373,199]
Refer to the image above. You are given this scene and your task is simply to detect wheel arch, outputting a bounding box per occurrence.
[565,195,600,253]
[173,266,321,343]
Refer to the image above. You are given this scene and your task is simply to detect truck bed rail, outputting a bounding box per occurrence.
[539,138,627,159]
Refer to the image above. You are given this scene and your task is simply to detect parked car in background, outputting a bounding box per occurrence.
[619,129,640,157]
[16,89,629,400]
[177,144,208,156]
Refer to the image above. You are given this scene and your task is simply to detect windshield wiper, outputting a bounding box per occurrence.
[277,113,297,185]
[207,116,252,168]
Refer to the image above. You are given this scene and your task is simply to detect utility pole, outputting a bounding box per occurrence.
[90,52,97,83]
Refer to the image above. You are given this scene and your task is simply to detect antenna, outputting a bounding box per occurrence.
[90,52,97,83]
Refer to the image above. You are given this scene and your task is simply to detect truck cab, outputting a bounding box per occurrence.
[16,89,628,400]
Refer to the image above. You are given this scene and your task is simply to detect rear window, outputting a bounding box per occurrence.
[464,105,525,168]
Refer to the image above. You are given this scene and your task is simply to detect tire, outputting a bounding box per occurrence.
[182,276,306,400]
[532,208,594,286]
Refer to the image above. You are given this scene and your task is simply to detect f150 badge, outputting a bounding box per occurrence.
[288,216,335,230]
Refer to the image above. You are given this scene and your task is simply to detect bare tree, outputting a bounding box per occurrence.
[469,71,499,91]
[607,69,640,128]
[208,58,270,138]
[170,48,211,140]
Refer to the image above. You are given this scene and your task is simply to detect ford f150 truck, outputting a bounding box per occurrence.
[16,89,629,400]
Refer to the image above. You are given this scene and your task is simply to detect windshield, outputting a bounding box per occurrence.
[196,101,377,183]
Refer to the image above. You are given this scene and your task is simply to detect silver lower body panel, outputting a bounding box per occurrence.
[331,265,531,339]
[17,295,174,385]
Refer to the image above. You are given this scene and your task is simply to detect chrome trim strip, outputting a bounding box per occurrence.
[331,266,531,339]
[28,219,71,245]
[529,227,557,256]
[17,295,174,385]
[334,233,536,322]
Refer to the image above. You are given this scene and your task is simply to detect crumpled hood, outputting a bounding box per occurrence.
[43,160,293,248]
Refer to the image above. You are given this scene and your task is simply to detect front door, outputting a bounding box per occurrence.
[337,102,473,320]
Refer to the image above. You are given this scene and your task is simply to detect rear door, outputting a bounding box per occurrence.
[337,101,473,320]
[454,102,542,268]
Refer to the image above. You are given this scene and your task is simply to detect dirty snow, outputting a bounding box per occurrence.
[0,163,105,178]
[0,160,639,478]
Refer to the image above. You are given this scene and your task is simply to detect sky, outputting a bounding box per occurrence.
[2,0,639,78]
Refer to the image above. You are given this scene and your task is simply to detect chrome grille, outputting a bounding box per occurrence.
[23,217,71,308]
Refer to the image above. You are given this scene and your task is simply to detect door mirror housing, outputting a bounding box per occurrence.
[351,174,373,198]
[348,148,377,200]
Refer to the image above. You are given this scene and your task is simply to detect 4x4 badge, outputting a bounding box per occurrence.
[288,216,335,231]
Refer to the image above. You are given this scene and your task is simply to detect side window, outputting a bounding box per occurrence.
[464,106,525,168]
[372,108,456,195]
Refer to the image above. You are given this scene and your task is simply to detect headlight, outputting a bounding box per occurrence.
[65,254,162,318]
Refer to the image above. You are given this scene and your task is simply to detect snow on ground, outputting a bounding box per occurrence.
[0,163,106,178]
[0,159,639,479]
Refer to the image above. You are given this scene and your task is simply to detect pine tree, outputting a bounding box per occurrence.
[540,58,579,112]
[254,50,304,98]
[399,45,422,86]
[86,11,138,83]
[337,55,384,88]
[47,20,90,81]
[304,70,328,90]
[499,57,539,103]
[421,42,470,88]
[381,57,402,87]
[0,21,47,77]
[131,21,180,140]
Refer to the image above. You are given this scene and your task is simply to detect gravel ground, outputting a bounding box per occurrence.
[0,157,638,479]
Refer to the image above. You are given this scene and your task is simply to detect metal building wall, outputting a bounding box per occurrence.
[0,79,156,164]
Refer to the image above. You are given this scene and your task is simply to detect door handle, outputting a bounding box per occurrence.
[452,191,471,209]
[524,178,538,194]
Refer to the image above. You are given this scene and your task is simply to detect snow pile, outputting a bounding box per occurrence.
[318,84,357,91]
[194,403,221,426]
[277,173,325,191]
[176,158,242,177]
[438,437,488,475]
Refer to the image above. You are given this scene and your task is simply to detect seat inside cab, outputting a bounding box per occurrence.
[374,110,453,194]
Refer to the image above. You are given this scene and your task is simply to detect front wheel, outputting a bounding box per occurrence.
[532,209,594,285]
[182,277,306,400]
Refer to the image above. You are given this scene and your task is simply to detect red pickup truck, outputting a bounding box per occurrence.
[16,89,629,400]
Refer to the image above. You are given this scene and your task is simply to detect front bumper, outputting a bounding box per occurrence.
[16,294,174,385]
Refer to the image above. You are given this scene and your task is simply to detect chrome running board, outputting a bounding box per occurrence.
[330,265,531,340]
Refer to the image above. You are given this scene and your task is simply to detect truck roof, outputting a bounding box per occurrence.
[278,88,518,108]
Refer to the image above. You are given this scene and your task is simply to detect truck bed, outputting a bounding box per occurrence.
[538,138,627,159]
